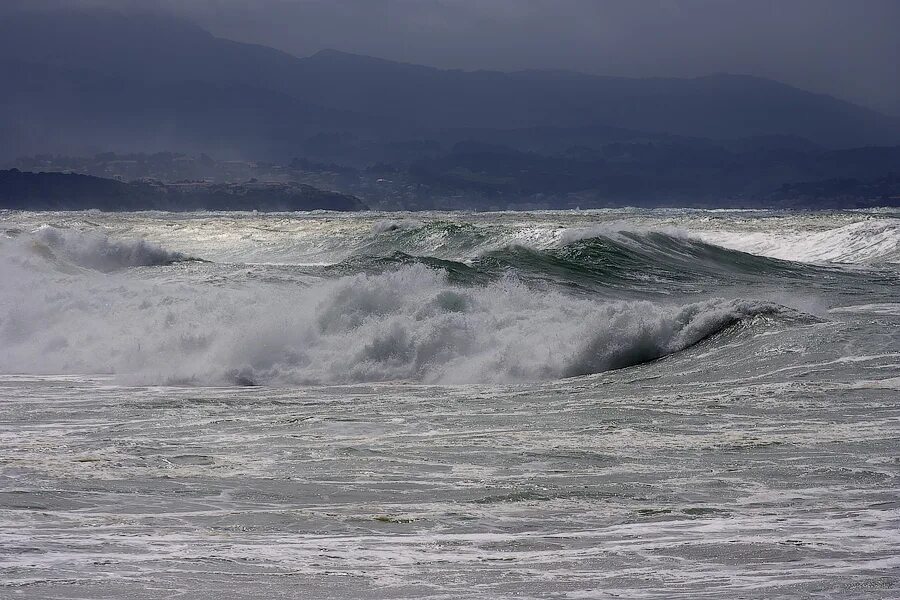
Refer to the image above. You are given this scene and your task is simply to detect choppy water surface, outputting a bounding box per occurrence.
[1,209,898,598]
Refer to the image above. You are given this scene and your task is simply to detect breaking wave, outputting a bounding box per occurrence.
[364,216,900,268]
[5,225,186,272]
[326,227,813,292]
[476,231,807,287]
[0,220,838,386]
[0,253,810,385]
[697,218,900,264]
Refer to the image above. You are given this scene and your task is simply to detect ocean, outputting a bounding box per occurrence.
[1,209,898,598]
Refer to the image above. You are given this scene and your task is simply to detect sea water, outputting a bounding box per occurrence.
[1,209,898,598]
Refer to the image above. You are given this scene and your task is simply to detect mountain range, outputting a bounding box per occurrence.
[3,7,900,165]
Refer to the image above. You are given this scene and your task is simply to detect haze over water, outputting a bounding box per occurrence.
[1,209,898,598]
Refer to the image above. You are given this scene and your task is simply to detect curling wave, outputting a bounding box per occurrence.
[475,231,807,289]
[0,256,811,385]
[324,227,814,293]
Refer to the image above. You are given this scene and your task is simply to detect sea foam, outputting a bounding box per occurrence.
[698,219,900,264]
[0,235,800,385]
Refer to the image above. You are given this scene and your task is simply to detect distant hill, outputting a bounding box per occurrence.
[397,141,900,208]
[294,51,900,146]
[1,8,899,164]
[0,59,398,161]
[0,169,367,211]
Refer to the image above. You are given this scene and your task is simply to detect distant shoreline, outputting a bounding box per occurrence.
[0,169,368,212]
[2,169,898,212]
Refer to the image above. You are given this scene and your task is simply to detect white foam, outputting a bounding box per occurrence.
[0,251,788,385]
[829,303,900,315]
[846,376,900,390]
[697,218,900,264]
[19,225,185,272]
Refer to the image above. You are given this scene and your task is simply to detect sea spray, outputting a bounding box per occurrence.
[18,225,186,272]
[0,240,808,384]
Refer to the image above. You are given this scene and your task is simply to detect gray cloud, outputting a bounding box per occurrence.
[11,0,900,115]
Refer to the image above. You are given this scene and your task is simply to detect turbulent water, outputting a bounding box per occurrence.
[1,208,898,599]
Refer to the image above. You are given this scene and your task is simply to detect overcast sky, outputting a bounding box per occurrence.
[16,0,900,116]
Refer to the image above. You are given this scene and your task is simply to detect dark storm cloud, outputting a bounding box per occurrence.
[9,0,900,115]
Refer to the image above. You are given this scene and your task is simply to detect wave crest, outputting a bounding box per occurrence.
[22,226,186,272]
[0,262,807,386]
[698,218,900,264]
